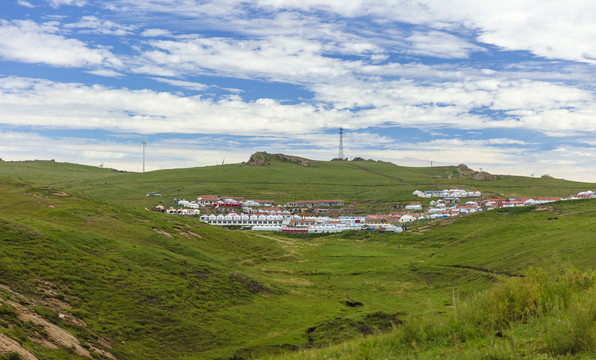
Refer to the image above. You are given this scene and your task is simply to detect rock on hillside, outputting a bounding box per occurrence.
[457,164,497,181]
[246,152,319,167]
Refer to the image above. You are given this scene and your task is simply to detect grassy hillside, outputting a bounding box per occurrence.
[0,157,595,359]
[269,265,596,360]
[0,155,593,212]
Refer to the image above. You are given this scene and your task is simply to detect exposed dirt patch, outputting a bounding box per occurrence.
[52,191,70,196]
[437,217,458,227]
[174,227,202,239]
[534,205,554,212]
[153,227,173,237]
[412,224,434,234]
[44,297,72,310]
[97,337,112,349]
[36,279,62,297]
[0,333,39,360]
[8,299,92,357]
[0,284,117,359]
[90,345,117,359]
[31,337,58,349]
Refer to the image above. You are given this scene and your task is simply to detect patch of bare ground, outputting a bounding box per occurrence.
[7,298,92,357]
[36,279,66,298]
[174,227,202,239]
[412,224,434,234]
[51,191,69,196]
[0,333,39,360]
[153,227,173,237]
[31,337,58,349]
[534,205,554,212]
[437,217,457,226]
[0,284,118,359]
[44,297,71,310]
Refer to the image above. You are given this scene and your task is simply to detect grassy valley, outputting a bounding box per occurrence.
[0,156,595,359]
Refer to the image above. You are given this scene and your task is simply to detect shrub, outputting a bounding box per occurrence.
[543,286,596,355]
[0,303,18,318]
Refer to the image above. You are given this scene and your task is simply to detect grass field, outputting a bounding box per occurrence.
[0,156,595,359]
[0,155,593,212]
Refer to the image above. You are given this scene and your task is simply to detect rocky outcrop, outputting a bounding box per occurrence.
[247,152,272,166]
[246,152,318,167]
[457,164,496,181]
[473,171,496,181]
[456,164,476,177]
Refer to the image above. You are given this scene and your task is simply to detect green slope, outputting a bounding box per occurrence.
[0,155,593,212]
[1,157,595,359]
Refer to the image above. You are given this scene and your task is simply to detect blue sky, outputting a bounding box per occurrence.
[1,0,596,181]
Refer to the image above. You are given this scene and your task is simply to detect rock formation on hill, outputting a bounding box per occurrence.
[246,152,319,167]
[457,164,497,181]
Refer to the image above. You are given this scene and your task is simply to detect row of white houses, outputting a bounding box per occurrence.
[198,212,403,233]
[413,189,482,199]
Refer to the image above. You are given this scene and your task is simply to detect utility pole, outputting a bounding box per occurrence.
[338,127,344,160]
[142,141,147,173]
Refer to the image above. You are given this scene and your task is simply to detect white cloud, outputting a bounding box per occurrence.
[17,0,35,8]
[1,74,595,141]
[310,75,596,136]
[256,0,596,64]
[150,77,208,91]
[86,69,125,77]
[405,31,483,59]
[46,0,86,8]
[0,20,123,68]
[118,0,596,64]
[64,16,137,36]
[140,28,173,37]
[138,35,358,83]
[0,76,346,136]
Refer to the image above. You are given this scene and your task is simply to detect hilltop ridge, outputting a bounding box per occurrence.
[245,151,319,167]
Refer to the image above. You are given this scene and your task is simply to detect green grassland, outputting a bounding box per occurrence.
[0,156,595,359]
[0,155,592,211]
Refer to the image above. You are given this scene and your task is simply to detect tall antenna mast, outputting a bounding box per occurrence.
[338,127,344,160]
[142,141,147,173]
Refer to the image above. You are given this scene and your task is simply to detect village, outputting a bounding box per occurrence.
[147,188,596,234]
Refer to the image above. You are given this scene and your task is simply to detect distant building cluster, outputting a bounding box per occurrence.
[414,189,596,219]
[146,189,596,233]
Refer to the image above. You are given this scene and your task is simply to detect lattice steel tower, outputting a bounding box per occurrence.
[338,127,344,160]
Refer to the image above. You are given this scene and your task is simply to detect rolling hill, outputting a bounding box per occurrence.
[0,154,595,359]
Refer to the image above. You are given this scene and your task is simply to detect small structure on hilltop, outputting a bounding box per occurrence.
[331,127,348,161]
